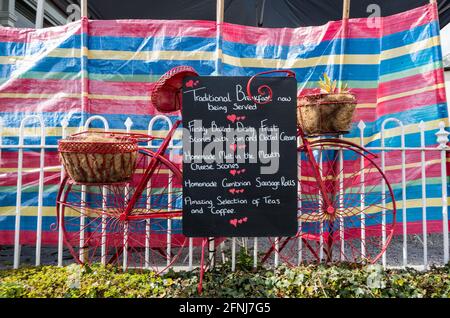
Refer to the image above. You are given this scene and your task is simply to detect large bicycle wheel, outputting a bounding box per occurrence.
[270,140,396,265]
[56,150,188,272]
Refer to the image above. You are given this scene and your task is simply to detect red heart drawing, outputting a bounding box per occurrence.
[230,219,238,227]
[238,219,243,224]
[238,116,246,121]
[236,170,241,175]
[229,144,237,151]
[229,189,236,194]
[185,80,194,88]
[241,169,246,173]
[230,170,237,176]
[242,217,248,223]
[194,80,200,86]
[227,114,237,123]
[239,189,245,193]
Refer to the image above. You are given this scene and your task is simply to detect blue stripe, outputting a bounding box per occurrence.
[88,35,215,52]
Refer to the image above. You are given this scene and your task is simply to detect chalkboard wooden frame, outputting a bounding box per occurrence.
[182,76,298,237]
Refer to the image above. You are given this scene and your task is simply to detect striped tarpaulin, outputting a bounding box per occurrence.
[0,3,448,245]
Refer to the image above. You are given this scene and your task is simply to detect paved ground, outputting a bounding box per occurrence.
[1,233,446,270]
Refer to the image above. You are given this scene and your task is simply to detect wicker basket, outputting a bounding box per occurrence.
[297,93,357,136]
[58,133,138,184]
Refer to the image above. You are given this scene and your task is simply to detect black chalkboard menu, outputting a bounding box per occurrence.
[182,76,298,237]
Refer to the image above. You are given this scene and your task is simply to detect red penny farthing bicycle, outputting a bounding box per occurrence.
[55,66,199,272]
[246,70,397,265]
[55,67,396,275]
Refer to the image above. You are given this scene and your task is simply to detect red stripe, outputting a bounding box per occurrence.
[89,79,155,96]
[0,230,201,247]
[0,220,446,247]
[89,19,216,38]
[223,4,435,45]
[382,3,435,36]
[0,98,81,113]
[378,69,444,97]
[0,21,81,43]
[376,89,446,117]
[89,98,161,115]
[0,172,61,187]
[0,78,81,95]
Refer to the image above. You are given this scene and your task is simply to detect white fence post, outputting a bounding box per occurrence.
[34,117,46,266]
[380,118,406,267]
[57,116,70,267]
[0,117,3,165]
[358,120,366,260]
[436,121,449,264]
[2,115,450,270]
[419,121,428,270]
[14,115,45,269]
[147,115,175,270]
[80,116,109,264]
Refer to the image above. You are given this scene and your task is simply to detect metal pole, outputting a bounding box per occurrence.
[338,0,350,89]
[35,0,45,28]
[209,0,225,267]
[80,0,89,127]
[81,0,88,18]
[215,0,224,75]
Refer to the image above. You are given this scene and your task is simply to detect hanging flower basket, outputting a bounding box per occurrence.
[58,132,138,184]
[297,73,357,136]
[297,93,357,136]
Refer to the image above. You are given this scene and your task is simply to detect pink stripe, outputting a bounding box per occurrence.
[89,79,155,96]
[0,221,447,246]
[0,231,199,247]
[0,171,61,187]
[0,98,81,113]
[0,21,81,43]
[88,99,160,115]
[0,78,81,95]
[0,152,60,168]
[377,89,446,116]
[223,4,434,45]
[88,19,216,38]
[378,69,444,97]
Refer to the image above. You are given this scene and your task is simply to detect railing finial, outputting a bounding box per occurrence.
[436,121,449,149]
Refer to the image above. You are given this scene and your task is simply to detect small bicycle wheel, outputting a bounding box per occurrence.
[56,150,188,272]
[270,140,396,265]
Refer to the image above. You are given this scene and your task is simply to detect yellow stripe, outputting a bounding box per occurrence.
[88,94,149,101]
[1,37,440,68]
[0,197,445,218]
[0,48,81,64]
[88,49,215,61]
[356,103,377,109]
[345,118,450,145]
[0,167,61,173]
[222,53,379,68]
[299,198,447,222]
[1,119,445,147]
[0,126,183,139]
[300,158,445,182]
[381,36,440,60]
[0,92,80,99]
[377,83,445,103]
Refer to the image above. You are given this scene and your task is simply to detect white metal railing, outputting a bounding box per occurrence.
[0,115,449,270]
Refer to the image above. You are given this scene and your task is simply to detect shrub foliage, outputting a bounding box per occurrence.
[1,253,449,298]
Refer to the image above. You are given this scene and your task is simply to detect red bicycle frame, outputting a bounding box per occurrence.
[120,119,182,220]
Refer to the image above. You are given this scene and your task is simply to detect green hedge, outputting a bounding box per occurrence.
[1,257,450,298]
